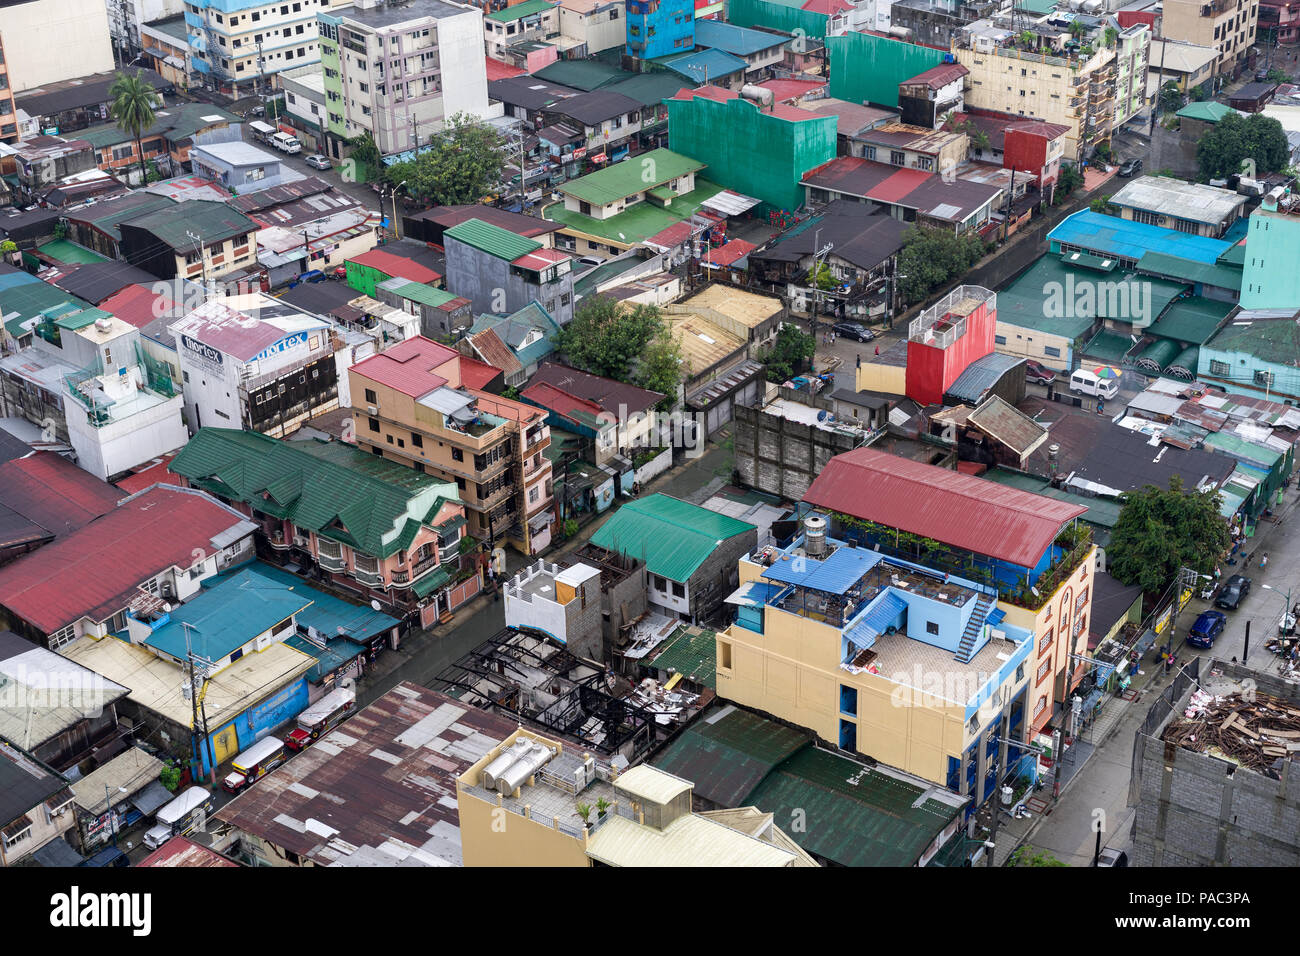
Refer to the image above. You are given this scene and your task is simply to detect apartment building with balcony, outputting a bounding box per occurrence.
[1112,22,1151,128]
[184,0,328,97]
[1163,0,1258,75]
[801,448,1097,745]
[483,0,559,63]
[954,18,1130,161]
[318,0,491,158]
[348,335,556,555]
[170,426,474,614]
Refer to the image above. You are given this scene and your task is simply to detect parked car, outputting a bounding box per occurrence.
[246,105,265,118]
[1186,610,1227,649]
[1096,848,1129,868]
[1025,359,1057,385]
[577,255,606,267]
[1215,574,1252,610]
[1118,158,1143,178]
[832,322,876,342]
[305,154,332,170]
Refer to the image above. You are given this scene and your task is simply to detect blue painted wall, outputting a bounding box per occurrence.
[626,0,695,59]
[194,676,309,776]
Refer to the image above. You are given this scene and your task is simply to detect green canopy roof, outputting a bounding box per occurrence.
[589,493,755,583]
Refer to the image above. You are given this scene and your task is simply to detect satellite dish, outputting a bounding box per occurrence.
[370,600,382,612]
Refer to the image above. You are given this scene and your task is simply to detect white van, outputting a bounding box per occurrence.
[142,786,214,849]
[271,131,302,154]
[1069,368,1119,400]
[248,119,277,144]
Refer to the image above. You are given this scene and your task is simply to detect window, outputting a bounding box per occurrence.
[840,685,858,717]
[48,624,77,649]
[1036,658,1052,683]
[1209,359,1230,377]
[452,448,463,462]
[671,582,685,598]
[364,388,376,404]
[889,150,906,166]
[1033,695,1047,719]
[1255,370,1275,388]
[411,433,422,448]
[925,620,939,635]
[719,640,733,669]
[1016,663,1025,682]
[995,334,1007,344]
[1040,628,1054,654]
[654,574,667,590]
[1044,346,1061,358]
[2,821,32,849]
[862,145,876,160]
[386,434,394,444]
[368,417,379,432]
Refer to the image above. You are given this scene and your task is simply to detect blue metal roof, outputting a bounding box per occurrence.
[985,607,1006,627]
[761,546,884,594]
[844,589,908,651]
[694,18,789,55]
[662,48,748,83]
[144,566,313,662]
[1048,210,1233,265]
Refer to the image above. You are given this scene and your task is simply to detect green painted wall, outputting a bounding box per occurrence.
[828,32,947,108]
[728,0,830,40]
[667,94,837,213]
[346,262,391,297]
[318,35,346,140]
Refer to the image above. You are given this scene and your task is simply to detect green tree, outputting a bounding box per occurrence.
[1159,81,1185,114]
[1009,846,1068,867]
[383,112,506,206]
[348,131,381,180]
[1104,26,1118,47]
[1089,192,1113,213]
[1055,163,1085,201]
[635,331,684,409]
[1197,111,1290,181]
[552,295,667,382]
[1068,20,1086,39]
[895,226,985,303]
[1267,67,1289,84]
[1107,476,1230,594]
[108,71,158,187]
[760,323,816,383]
[809,261,838,290]
[1093,140,1113,163]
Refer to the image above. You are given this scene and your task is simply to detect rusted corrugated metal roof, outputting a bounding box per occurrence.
[803,447,1086,568]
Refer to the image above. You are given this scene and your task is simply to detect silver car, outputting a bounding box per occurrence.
[304,154,332,170]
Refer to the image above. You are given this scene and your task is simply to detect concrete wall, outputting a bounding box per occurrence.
[445,239,575,325]
[686,526,756,623]
[1130,662,1300,867]
[0,0,114,93]
[734,402,865,500]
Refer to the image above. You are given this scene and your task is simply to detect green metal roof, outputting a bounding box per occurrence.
[412,564,451,597]
[382,278,462,309]
[533,58,632,91]
[983,468,1123,528]
[2,283,92,339]
[444,218,542,262]
[1137,250,1243,291]
[78,101,241,150]
[1205,430,1284,468]
[1079,328,1135,365]
[170,428,461,559]
[994,255,1104,339]
[746,747,965,867]
[1217,242,1246,266]
[1205,314,1300,359]
[652,707,811,806]
[54,308,113,331]
[545,178,726,245]
[1059,250,1116,272]
[1177,101,1235,123]
[1147,296,1234,345]
[604,72,691,107]
[589,493,755,582]
[123,199,259,250]
[36,239,108,265]
[560,149,705,206]
[486,0,554,21]
[647,626,716,688]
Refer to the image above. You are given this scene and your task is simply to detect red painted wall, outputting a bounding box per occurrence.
[1116,10,1155,29]
[905,299,997,405]
[1004,128,1051,187]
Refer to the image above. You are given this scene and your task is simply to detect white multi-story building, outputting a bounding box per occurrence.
[318,0,492,158]
[184,0,342,96]
[0,0,115,93]
[106,0,188,61]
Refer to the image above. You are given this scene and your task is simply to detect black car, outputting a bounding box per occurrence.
[1215,574,1251,610]
[832,322,875,342]
[1118,158,1143,178]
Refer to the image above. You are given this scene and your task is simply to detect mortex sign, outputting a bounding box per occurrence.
[180,334,224,369]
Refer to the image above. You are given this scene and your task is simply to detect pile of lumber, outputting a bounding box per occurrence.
[1162,690,1300,773]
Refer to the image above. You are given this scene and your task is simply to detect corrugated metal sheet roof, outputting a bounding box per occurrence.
[652,706,811,806]
[967,395,1049,457]
[444,218,541,262]
[139,836,238,867]
[803,448,1086,568]
[944,352,1025,405]
[646,626,717,688]
[1048,210,1233,264]
[1137,251,1242,292]
[590,494,755,583]
[1110,176,1246,225]
[586,810,797,866]
[761,545,884,593]
[560,148,706,206]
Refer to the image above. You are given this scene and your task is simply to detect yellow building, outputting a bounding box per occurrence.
[718,447,1098,805]
[1162,0,1255,75]
[457,729,815,866]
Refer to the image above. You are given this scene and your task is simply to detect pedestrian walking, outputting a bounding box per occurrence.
[1261,551,1269,570]
[874,344,880,356]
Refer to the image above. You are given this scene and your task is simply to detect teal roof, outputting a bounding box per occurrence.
[1080,328,1136,365]
[1,282,93,339]
[285,633,367,684]
[533,58,632,91]
[486,0,554,21]
[444,218,542,262]
[1205,430,1285,469]
[661,48,749,83]
[746,747,965,867]
[1204,315,1300,360]
[589,493,755,582]
[1137,250,1243,291]
[647,626,716,688]
[1177,101,1235,123]
[604,72,691,107]
[1148,296,1234,345]
[121,199,258,250]
[78,101,242,150]
[170,428,461,559]
[1217,242,1246,266]
[54,307,113,331]
[993,255,1101,339]
[378,277,463,309]
[36,239,108,265]
[143,565,314,662]
[469,301,559,368]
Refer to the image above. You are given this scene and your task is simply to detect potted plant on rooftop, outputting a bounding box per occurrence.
[576,802,593,829]
[596,796,610,821]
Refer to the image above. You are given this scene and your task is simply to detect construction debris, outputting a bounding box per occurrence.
[1163,689,1300,775]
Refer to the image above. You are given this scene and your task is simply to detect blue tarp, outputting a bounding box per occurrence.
[1048,210,1233,265]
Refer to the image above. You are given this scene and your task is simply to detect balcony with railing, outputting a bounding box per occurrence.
[317,539,345,572]
[353,556,383,588]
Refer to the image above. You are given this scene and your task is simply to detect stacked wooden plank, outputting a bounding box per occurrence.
[1162,691,1300,773]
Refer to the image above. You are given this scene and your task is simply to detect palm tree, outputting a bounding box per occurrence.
[109,72,158,187]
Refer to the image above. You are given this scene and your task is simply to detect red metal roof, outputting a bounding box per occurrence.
[1005,119,1071,140]
[511,247,571,270]
[870,167,932,203]
[704,238,756,267]
[348,248,442,284]
[99,284,179,331]
[756,78,828,104]
[669,85,828,123]
[138,836,238,867]
[485,56,525,81]
[0,485,251,635]
[902,63,970,90]
[646,221,694,249]
[521,381,605,424]
[0,452,122,547]
[459,353,503,391]
[803,447,1086,568]
[349,336,458,397]
[113,452,182,496]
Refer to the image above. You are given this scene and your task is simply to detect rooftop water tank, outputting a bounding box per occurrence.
[497,742,555,795]
[804,515,827,557]
[481,738,533,790]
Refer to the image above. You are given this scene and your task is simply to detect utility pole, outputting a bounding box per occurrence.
[1149,38,1167,138]
[1002,166,1017,242]
[186,230,208,293]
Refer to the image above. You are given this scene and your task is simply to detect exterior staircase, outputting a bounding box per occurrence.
[955,598,994,664]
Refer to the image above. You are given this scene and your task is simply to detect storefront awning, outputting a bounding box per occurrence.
[412,565,451,598]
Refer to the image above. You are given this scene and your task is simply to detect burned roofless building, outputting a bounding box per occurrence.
[428,628,654,761]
